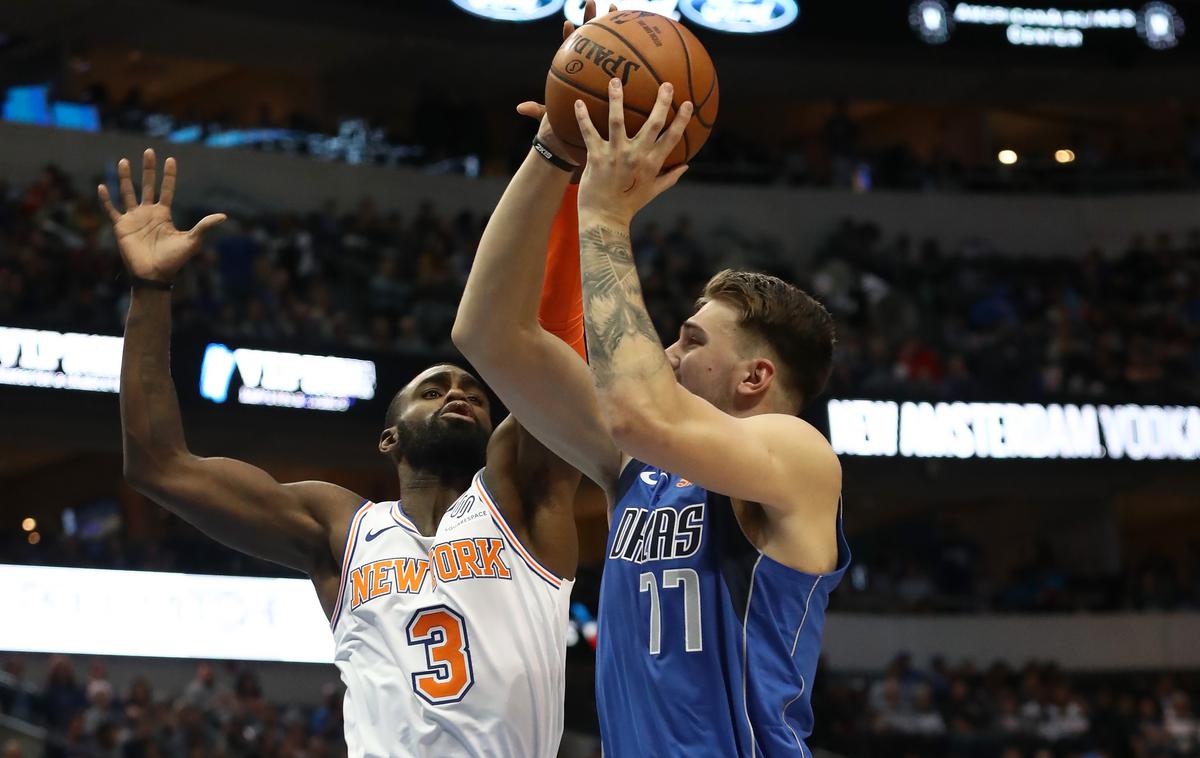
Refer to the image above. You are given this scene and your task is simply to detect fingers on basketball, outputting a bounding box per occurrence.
[545,11,719,168]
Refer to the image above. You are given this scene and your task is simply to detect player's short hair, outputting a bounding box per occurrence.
[696,270,835,412]
[385,391,405,429]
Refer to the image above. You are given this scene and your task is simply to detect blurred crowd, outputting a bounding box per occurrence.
[0,655,344,758]
[833,535,1200,614]
[812,654,1200,758]
[813,219,1200,403]
[5,651,1200,758]
[3,496,1199,616]
[2,166,1197,403]
[64,86,1200,193]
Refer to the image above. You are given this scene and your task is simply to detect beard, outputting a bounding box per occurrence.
[396,412,489,482]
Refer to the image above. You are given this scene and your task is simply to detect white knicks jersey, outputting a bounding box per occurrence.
[329,471,574,758]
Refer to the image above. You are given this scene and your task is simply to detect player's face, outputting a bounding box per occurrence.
[400,366,493,435]
[664,300,747,413]
[392,366,493,477]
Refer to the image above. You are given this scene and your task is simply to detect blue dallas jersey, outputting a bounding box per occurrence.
[596,459,850,758]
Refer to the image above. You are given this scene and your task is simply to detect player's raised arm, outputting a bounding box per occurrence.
[106,150,361,579]
[572,81,841,514]
[453,1,623,495]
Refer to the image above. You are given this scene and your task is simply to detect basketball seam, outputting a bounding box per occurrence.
[663,19,696,104]
[659,19,716,133]
[695,75,718,128]
[549,66,654,120]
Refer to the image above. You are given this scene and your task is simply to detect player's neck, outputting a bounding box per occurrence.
[396,467,473,536]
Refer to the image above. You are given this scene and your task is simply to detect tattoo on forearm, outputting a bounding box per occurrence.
[580,225,668,386]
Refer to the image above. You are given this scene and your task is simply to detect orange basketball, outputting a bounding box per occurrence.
[545,10,719,168]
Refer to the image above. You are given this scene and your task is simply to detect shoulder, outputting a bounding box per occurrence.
[755,414,840,471]
[484,416,580,514]
[747,413,841,505]
[284,480,368,529]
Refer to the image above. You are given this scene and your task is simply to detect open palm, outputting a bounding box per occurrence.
[99,149,226,283]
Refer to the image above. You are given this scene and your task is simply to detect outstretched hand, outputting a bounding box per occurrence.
[573,78,693,226]
[98,149,226,284]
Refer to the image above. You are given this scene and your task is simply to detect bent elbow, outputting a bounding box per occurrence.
[122,447,187,498]
[123,460,160,497]
[451,307,500,359]
[450,318,474,355]
[603,395,667,451]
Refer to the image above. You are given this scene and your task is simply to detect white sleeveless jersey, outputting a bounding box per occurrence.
[329,471,574,758]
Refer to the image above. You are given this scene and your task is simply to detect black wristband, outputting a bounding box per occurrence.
[131,275,174,291]
[532,136,579,172]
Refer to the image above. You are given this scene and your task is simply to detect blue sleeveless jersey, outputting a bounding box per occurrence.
[596,459,850,758]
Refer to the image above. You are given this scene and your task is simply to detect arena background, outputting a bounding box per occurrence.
[1,0,1199,756]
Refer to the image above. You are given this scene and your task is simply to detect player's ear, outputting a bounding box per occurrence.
[736,358,775,400]
[379,427,399,456]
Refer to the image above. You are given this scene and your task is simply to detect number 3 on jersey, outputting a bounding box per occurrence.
[406,605,475,705]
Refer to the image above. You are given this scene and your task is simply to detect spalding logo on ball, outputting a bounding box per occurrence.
[545,10,719,168]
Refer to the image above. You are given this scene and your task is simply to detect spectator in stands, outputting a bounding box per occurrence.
[1164,691,1200,755]
[43,657,85,730]
[0,657,37,724]
[80,678,117,738]
[822,99,860,189]
[180,662,223,716]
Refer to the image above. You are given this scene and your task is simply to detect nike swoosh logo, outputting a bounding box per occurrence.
[364,525,399,542]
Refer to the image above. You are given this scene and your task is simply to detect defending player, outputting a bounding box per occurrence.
[104,148,582,758]
[455,75,849,758]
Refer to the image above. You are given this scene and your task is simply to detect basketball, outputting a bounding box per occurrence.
[545,10,719,167]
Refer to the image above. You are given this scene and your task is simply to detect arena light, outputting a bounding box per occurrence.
[26,533,40,545]
[827,399,1200,461]
[566,1,799,32]
[0,326,122,394]
[199,343,377,412]
[0,564,334,662]
[564,0,680,24]
[21,518,35,532]
[1137,2,1184,48]
[997,149,1018,164]
[909,2,1185,49]
[911,0,953,43]
[1055,149,1076,163]
[676,0,799,33]
[450,0,566,21]
[450,0,801,33]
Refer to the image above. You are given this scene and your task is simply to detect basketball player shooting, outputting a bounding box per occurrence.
[455,9,850,756]
[100,149,584,758]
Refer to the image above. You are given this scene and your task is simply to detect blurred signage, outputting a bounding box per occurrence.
[909,1,1183,48]
[828,399,1200,461]
[0,564,333,663]
[0,326,122,394]
[452,0,800,33]
[155,118,430,168]
[2,85,101,131]
[199,343,377,412]
[0,563,600,661]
